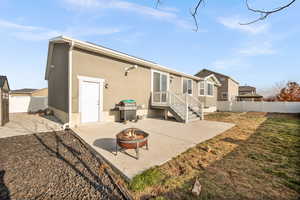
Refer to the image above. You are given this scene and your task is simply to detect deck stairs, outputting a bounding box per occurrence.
[152,91,204,123]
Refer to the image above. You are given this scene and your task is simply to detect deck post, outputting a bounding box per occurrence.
[185,94,188,123]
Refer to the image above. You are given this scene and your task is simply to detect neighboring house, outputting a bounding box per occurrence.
[0,76,10,126]
[237,85,263,101]
[195,69,239,101]
[10,88,48,97]
[239,85,256,95]
[9,88,48,113]
[45,36,221,126]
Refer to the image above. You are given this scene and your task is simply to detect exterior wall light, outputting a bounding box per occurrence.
[125,65,138,76]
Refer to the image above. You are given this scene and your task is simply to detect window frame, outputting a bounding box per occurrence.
[198,80,205,96]
[182,78,193,95]
[221,91,228,100]
[206,82,214,96]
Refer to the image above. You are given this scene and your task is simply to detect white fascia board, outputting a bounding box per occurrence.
[50,35,203,81]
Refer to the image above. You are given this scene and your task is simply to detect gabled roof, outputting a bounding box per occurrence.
[203,74,222,86]
[195,68,239,84]
[11,88,37,94]
[0,75,10,90]
[45,36,203,81]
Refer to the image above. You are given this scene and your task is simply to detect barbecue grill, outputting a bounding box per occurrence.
[118,99,137,122]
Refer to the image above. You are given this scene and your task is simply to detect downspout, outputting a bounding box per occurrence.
[68,40,75,127]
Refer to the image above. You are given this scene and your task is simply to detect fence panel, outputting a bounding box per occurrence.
[217,101,300,113]
[9,96,48,113]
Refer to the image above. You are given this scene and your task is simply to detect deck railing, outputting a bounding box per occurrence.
[151,91,203,122]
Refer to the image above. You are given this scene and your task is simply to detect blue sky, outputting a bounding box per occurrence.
[0,0,299,90]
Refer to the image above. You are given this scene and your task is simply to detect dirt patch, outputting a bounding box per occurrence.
[0,131,129,200]
[131,112,300,200]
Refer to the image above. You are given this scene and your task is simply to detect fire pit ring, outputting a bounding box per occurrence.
[116,128,149,159]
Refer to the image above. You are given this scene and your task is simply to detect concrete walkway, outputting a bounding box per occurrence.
[0,113,63,138]
[74,118,235,180]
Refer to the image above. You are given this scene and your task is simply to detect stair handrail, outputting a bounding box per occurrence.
[185,94,204,120]
[167,91,189,121]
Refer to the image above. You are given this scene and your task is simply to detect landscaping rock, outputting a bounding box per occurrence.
[0,131,128,200]
[191,178,202,196]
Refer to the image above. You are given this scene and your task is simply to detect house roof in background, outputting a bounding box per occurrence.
[45,36,203,81]
[237,93,263,98]
[0,75,10,90]
[195,69,239,84]
[11,88,37,94]
[239,86,256,91]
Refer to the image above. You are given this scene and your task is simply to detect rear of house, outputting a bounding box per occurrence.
[45,36,220,127]
[195,69,239,101]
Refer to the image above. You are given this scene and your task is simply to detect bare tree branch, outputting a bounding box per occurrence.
[155,0,297,30]
[190,0,205,32]
[240,0,297,25]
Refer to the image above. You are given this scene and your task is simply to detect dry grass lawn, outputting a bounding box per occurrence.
[129,112,300,200]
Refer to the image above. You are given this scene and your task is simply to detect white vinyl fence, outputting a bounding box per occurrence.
[9,96,48,113]
[217,101,300,113]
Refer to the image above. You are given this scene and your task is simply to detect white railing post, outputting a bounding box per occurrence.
[200,103,204,120]
[185,94,188,123]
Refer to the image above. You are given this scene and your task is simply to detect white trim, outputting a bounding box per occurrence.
[181,77,193,95]
[46,35,202,81]
[77,75,105,83]
[198,80,205,96]
[150,69,170,93]
[206,82,214,97]
[68,41,74,125]
[204,74,221,86]
[78,75,105,123]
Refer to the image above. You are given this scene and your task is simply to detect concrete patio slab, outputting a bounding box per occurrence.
[73,119,235,180]
[0,113,63,138]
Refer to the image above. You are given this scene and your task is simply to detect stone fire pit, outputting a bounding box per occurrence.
[116,128,149,159]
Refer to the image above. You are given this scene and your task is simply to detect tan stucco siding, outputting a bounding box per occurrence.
[198,85,218,107]
[227,79,239,101]
[0,90,2,124]
[169,74,182,94]
[72,48,151,113]
[48,43,69,113]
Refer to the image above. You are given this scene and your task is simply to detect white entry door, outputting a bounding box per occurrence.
[81,81,100,123]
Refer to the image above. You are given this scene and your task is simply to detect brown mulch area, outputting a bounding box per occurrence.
[0,130,128,200]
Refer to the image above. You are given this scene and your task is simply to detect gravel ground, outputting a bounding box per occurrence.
[0,130,129,200]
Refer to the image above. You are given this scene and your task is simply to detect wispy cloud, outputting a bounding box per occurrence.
[211,57,249,70]
[238,41,276,56]
[63,0,193,29]
[0,18,121,41]
[218,16,269,34]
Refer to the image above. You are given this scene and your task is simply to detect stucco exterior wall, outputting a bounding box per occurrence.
[48,43,69,113]
[0,89,2,125]
[227,79,239,101]
[198,85,218,107]
[72,48,152,113]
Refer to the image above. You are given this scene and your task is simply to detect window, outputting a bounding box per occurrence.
[183,79,192,95]
[199,81,205,95]
[220,77,225,82]
[152,70,169,103]
[207,83,213,96]
[221,92,228,99]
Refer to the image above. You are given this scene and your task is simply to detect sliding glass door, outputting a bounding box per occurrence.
[152,70,169,104]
